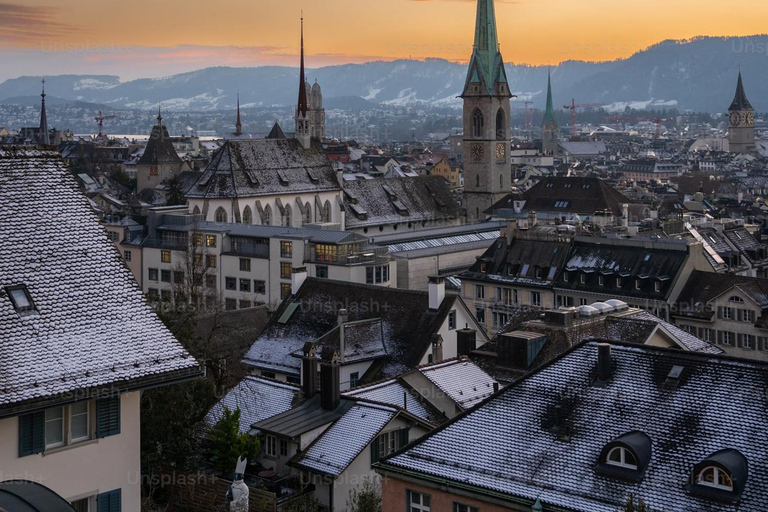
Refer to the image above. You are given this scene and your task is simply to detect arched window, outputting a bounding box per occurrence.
[472,109,484,138]
[242,206,253,225]
[283,204,292,227]
[214,207,227,223]
[729,296,744,303]
[495,108,506,140]
[264,205,272,226]
[606,447,638,470]
[475,174,480,188]
[192,205,201,215]
[303,202,312,225]
[697,466,733,491]
[323,200,332,223]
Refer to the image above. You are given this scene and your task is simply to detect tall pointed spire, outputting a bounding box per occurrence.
[235,92,243,136]
[39,78,50,145]
[157,100,164,141]
[729,70,753,111]
[464,0,507,95]
[542,70,557,127]
[297,14,308,117]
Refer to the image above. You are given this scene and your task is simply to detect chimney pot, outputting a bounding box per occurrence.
[320,348,341,410]
[301,343,318,397]
[291,267,308,295]
[428,276,446,310]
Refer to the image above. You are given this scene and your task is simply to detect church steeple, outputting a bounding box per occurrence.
[295,14,312,149]
[542,71,556,127]
[297,16,309,117]
[541,71,559,156]
[39,78,50,145]
[235,92,243,136]
[463,0,508,96]
[729,70,753,112]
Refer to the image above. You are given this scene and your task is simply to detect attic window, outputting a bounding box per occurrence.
[697,467,733,491]
[606,446,638,470]
[688,449,748,501]
[729,296,745,303]
[6,286,36,314]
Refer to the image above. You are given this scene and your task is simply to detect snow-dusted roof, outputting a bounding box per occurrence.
[204,376,300,434]
[609,310,722,355]
[293,402,396,476]
[344,378,444,425]
[382,342,768,512]
[0,148,199,412]
[417,359,497,409]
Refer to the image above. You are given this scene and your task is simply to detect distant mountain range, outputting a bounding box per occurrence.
[0,36,766,113]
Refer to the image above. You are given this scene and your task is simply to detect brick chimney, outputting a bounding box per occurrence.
[431,334,444,363]
[301,342,318,397]
[291,267,308,295]
[506,219,519,245]
[320,347,341,410]
[528,211,538,228]
[597,343,612,384]
[428,276,446,311]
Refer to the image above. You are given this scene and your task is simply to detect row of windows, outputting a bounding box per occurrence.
[225,278,267,294]
[405,490,478,512]
[366,265,391,285]
[719,306,756,323]
[157,250,218,268]
[207,202,332,226]
[564,272,664,293]
[680,325,768,351]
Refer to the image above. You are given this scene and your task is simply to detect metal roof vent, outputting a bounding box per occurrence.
[663,365,685,391]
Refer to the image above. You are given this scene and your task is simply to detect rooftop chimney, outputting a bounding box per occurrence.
[301,342,318,397]
[597,343,612,383]
[337,309,348,364]
[320,348,341,410]
[457,328,477,356]
[622,204,629,228]
[506,219,519,245]
[291,267,308,295]
[428,276,446,311]
[528,211,538,229]
[431,334,444,364]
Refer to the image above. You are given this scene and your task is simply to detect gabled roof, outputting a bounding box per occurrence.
[0,148,200,415]
[138,123,182,166]
[463,0,508,95]
[204,376,302,434]
[674,270,768,321]
[267,122,286,140]
[729,71,753,112]
[252,395,355,439]
[605,310,722,354]
[344,378,445,425]
[343,176,459,229]
[187,139,340,199]
[417,358,497,409]
[380,342,768,512]
[243,278,479,379]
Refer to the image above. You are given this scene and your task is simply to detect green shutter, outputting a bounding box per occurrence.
[97,489,121,512]
[398,428,410,450]
[18,411,44,457]
[96,396,121,438]
[370,435,380,465]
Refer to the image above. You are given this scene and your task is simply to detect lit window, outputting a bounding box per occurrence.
[281,262,292,279]
[7,286,35,314]
[281,241,293,258]
[281,283,292,299]
[161,250,171,264]
[697,466,733,491]
[606,446,638,470]
[206,235,217,248]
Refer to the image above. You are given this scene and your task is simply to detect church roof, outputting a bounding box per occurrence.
[267,122,286,140]
[729,71,753,112]
[542,71,557,127]
[463,0,508,95]
[138,122,182,166]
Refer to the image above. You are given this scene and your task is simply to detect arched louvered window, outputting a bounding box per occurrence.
[242,206,253,225]
[283,204,292,227]
[264,205,272,226]
[214,207,227,223]
[495,108,506,140]
[472,109,484,138]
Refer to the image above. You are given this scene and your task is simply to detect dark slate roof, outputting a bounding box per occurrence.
[242,278,461,379]
[344,378,446,425]
[674,270,768,322]
[186,138,340,199]
[488,177,632,217]
[464,235,571,289]
[729,72,753,112]
[157,220,367,245]
[343,176,459,229]
[137,123,182,166]
[289,319,388,365]
[252,395,355,438]
[0,481,76,512]
[380,342,768,512]
[604,311,722,354]
[267,122,286,140]
[0,148,200,414]
[724,227,767,265]
[556,237,689,301]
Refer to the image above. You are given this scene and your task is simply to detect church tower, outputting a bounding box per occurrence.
[310,80,326,140]
[295,17,313,150]
[462,0,512,221]
[39,79,50,145]
[727,71,755,154]
[234,92,243,136]
[541,71,558,156]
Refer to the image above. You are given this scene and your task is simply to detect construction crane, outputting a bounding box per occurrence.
[94,110,116,137]
[563,99,604,138]
[653,118,672,139]
[512,100,534,139]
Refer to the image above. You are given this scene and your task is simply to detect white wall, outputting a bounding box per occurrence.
[0,392,141,510]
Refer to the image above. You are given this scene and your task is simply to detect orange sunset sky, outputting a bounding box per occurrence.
[1,0,768,80]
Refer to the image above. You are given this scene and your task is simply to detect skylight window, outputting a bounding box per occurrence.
[6,286,36,314]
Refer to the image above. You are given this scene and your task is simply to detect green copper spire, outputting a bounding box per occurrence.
[542,71,557,127]
[464,0,507,94]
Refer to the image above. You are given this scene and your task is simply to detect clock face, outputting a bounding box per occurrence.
[730,111,740,126]
[495,143,506,162]
[470,143,485,162]
[746,111,755,127]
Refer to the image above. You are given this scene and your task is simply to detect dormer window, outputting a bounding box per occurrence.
[6,286,36,315]
[606,446,638,470]
[697,466,733,491]
[688,449,748,502]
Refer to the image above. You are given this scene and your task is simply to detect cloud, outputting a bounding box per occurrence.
[0,3,75,45]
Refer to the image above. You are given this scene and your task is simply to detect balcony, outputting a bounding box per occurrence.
[143,238,189,251]
[306,246,391,266]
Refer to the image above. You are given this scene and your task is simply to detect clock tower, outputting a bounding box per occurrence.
[462,0,512,221]
[727,71,755,154]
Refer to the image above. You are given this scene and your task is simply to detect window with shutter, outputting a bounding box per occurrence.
[18,411,45,457]
[97,489,121,512]
[96,396,121,438]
